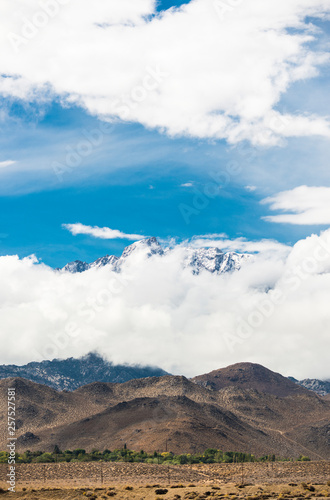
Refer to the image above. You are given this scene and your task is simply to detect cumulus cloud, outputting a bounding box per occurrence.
[262,185,330,225]
[245,185,257,192]
[181,182,194,187]
[63,223,145,240]
[0,0,330,145]
[0,160,15,169]
[0,231,330,379]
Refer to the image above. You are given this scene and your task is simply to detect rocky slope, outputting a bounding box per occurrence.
[59,237,250,275]
[0,353,168,391]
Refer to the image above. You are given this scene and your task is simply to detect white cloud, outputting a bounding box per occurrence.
[1,231,330,379]
[262,185,330,225]
[180,182,194,187]
[63,223,145,240]
[0,160,15,169]
[190,235,291,255]
[245,185,257,192]
[0,0,330,145]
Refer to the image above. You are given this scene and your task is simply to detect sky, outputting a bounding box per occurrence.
[0,0,330,377]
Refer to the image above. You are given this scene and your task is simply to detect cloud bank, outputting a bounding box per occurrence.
[63,223,145,241]
[1,231,330,380]
[1,0,330,145]
[262,185,330,225]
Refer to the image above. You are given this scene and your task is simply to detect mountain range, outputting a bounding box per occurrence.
[0,353,329,395]
[1,362,329,459]
[58,237,250,275]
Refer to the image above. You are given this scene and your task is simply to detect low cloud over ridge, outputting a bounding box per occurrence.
[0,231,330,380]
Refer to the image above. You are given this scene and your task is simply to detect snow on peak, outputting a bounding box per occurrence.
[59,237,250,275]
[183,247,249,275]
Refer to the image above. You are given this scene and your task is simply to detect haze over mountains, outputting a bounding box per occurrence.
[59,237,250,275]
[1,362,329,459]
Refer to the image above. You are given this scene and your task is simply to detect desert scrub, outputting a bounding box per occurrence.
[301,483,315,492]
[84,493,97,499]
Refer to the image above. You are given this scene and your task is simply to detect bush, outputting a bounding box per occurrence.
[301,483,315,492]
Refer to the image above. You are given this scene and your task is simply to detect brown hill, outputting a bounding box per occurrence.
[1,363,329,459]
[33,395,267,455]
[191,362,308,397]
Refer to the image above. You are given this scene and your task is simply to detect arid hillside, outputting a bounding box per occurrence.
[0,363,329,459]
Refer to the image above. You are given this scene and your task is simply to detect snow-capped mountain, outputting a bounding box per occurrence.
[59,237,250,275]
[0,353,169,391]
[289,377,330,396]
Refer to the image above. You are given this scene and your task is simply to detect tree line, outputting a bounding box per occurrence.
[0,446,310,464]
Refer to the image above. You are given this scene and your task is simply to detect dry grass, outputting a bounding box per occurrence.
[1,481,330,500]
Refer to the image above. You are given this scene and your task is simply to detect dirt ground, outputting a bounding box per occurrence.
[0,462,329,499]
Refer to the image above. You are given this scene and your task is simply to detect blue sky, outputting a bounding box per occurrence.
[1,99,329,267]
[0,1,330,267]
[157,0,191,10]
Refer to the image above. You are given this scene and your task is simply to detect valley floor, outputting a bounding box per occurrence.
[0,462,329,498]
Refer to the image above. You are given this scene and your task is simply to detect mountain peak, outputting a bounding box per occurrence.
[192,362,309,397]
[62,259,89,273]
[121,236,164,259]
